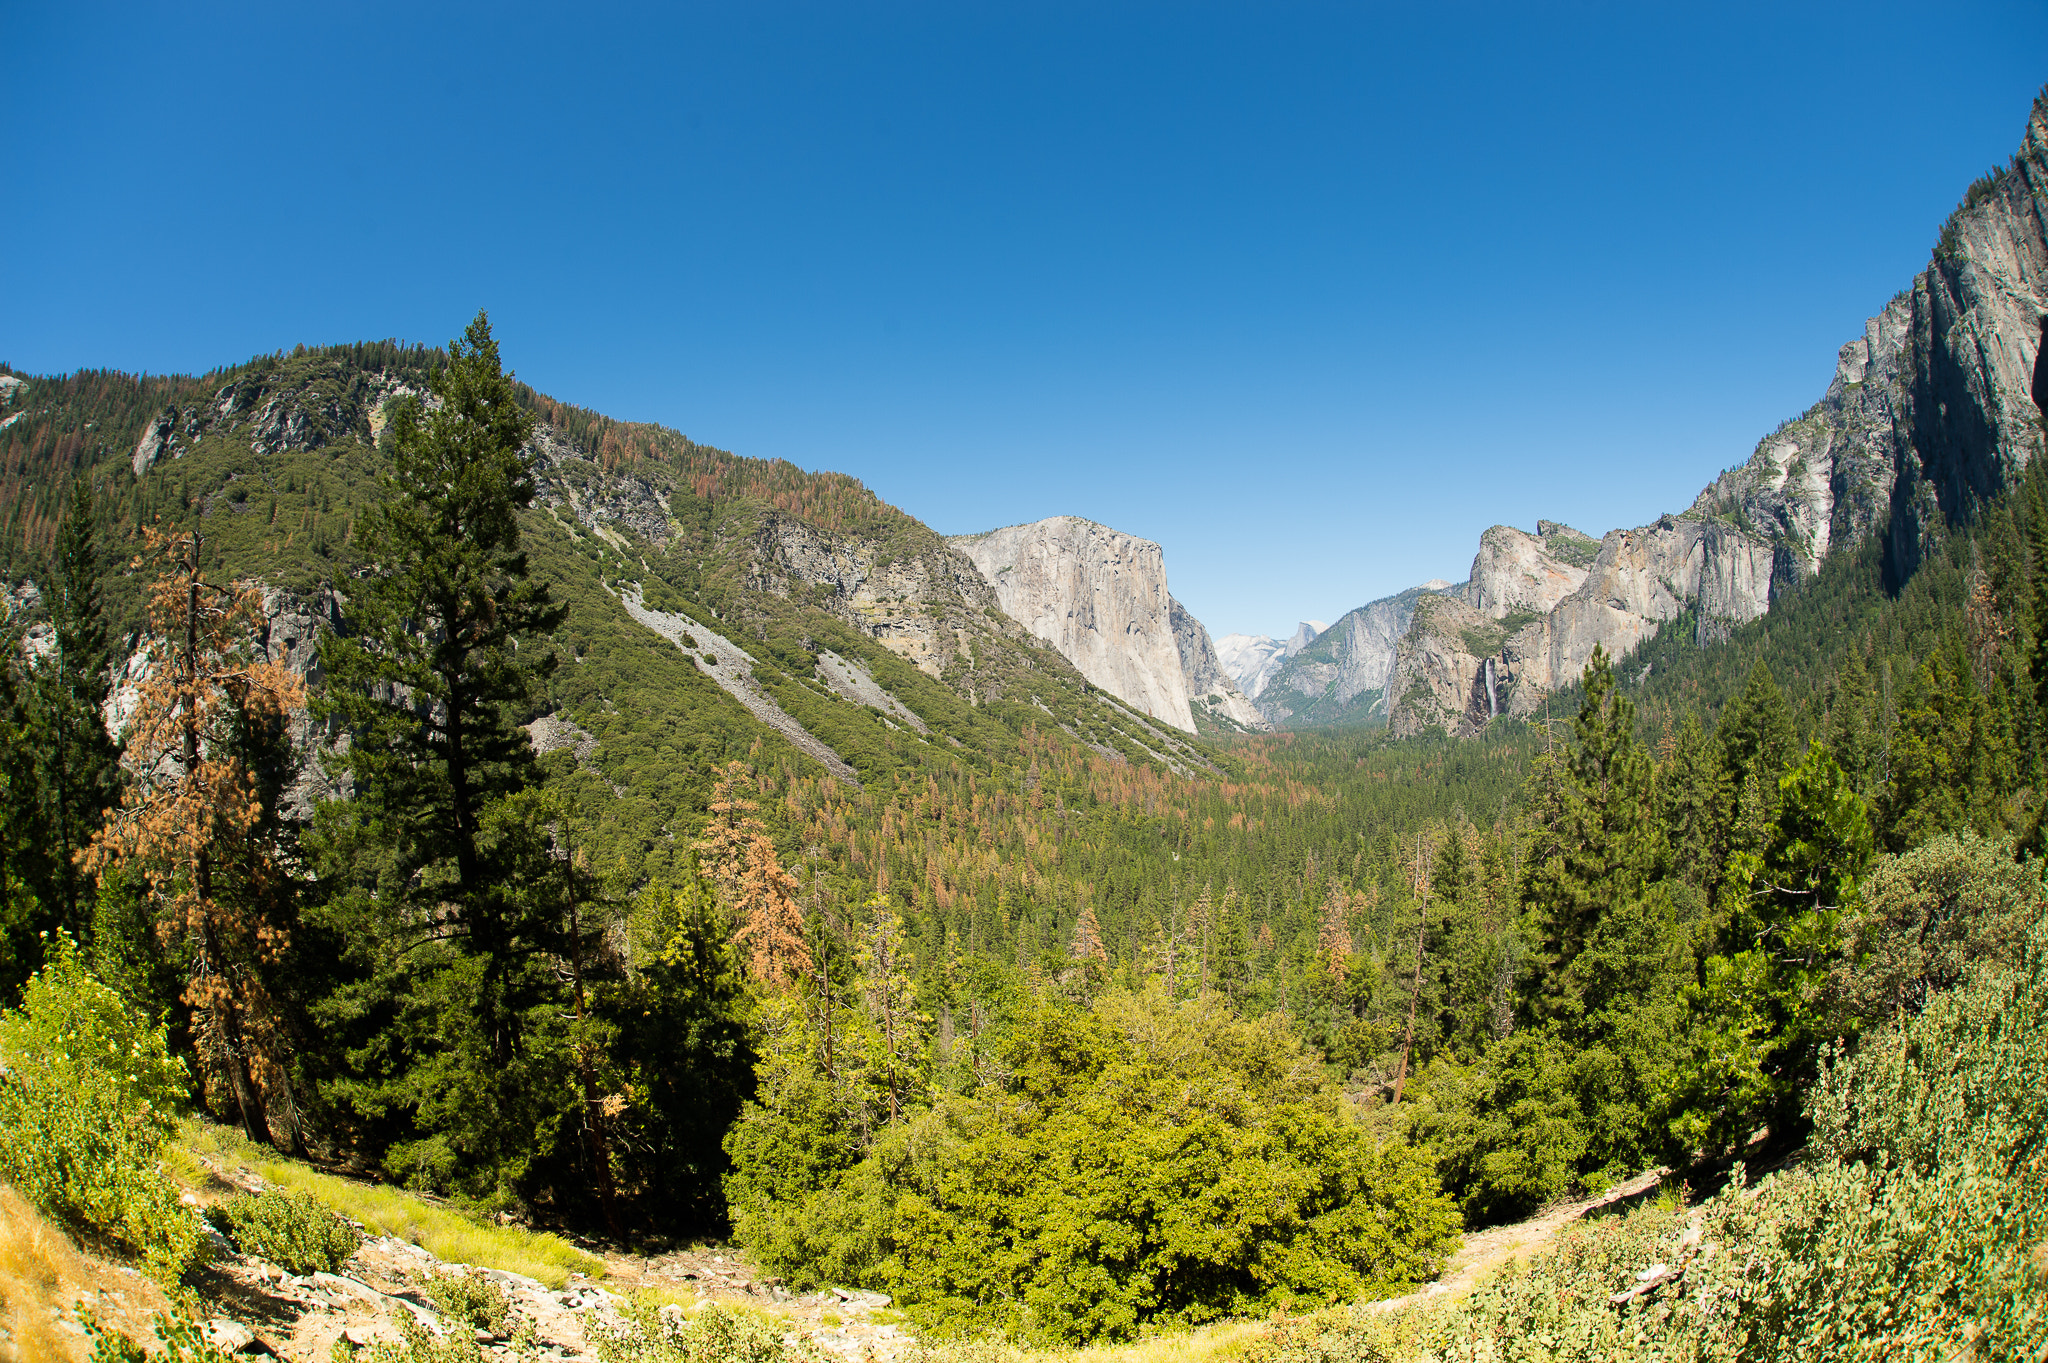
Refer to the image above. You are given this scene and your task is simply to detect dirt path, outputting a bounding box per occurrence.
[1361,1167,1668,1315]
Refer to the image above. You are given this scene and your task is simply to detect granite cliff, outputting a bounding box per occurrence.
[1170,596,1268,733]
[1376,89,2048,737]
[1252,585,1450,728]
[949,516,1266,736]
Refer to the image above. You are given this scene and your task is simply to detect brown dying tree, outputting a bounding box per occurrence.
[699,761,812,989]
[86,528,305,1147]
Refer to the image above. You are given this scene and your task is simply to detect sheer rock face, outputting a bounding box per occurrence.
[1885,94,2048,583]
[1466,523,1595,618]
[950,517,1199,733]
[1170,596,1269,733]
[1256,588,1442,728]
[1385,595,1499,735]
[1384,91,2048,737]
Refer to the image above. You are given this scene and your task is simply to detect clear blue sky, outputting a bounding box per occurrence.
[7,4,2045,640]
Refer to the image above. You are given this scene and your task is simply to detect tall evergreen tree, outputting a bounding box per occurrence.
[1717,659,1799,789]
[1522,645,1664,1025]
[312,311,569,1194]
[21,481,119,945]
[1658,710,1731,897]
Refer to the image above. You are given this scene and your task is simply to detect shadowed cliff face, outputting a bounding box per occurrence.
[1169,596,1269,734]
[1885,96,2048,587]
[1379,88,2048,738]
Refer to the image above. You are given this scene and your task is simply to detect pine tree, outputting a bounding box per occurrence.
[1821,650,1883,798]
[1669,743,1873,1156]
[854,900,927,1124]
[699,762,813,989]
[1717,660,1799,789]
[1523,645,1664,1025]
[311,312,569,1192]
[84,529,305,1145]
[38,482,118,935]
[1658,710,1732,894]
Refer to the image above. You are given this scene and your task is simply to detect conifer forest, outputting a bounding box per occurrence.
[2,283,2046,1353]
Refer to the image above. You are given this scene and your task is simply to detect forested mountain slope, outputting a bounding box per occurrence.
[5,91,2048,1361]
[1244,88,2048,737]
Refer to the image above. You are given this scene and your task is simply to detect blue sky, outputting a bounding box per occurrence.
[7,4,2045,639]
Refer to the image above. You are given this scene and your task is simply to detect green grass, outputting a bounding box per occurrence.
[175,1121,603,1287]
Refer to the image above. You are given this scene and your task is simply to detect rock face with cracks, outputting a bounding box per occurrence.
[1170,595,1269,733]
[1383,90,2048,737]
[951,516,1204,733]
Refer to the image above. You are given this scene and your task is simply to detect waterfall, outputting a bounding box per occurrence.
[1483,658,1498,718]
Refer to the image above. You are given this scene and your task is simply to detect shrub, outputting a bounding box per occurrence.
[732,990,1457,1345]
[1835,831,2036,1020]
[207,1189,363,1275]
[80,1307,241,1362]
[329,1313,494,1362]
[591,1301,832,1363]
[414,1266,516,1335]
[1244,893,2048,1362]
[0,933,205,1286]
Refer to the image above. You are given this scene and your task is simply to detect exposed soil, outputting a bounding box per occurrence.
[1360,1166,1670,1315]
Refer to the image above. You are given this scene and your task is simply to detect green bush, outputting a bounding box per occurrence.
[79,1307,240,1362]
[1834,830,2036,1021]
[731,990,1457,1345]
[414,1266,516,1335]
[333,1313,495,1362]
[1244,894,2048,1362]
[0,933,205,1285]
[207,1188,364,1274]
[592,1301,833,1363]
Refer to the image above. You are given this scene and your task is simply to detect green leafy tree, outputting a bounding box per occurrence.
[0,932,203,1284]
[750,990,1456,1345]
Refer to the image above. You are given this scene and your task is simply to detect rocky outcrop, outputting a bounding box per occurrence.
[748,511,1013,681]
[101,583,347,819]
[1217,621,1326,700]
[533,429,678,550]
[1466,522,1596,618]
[1170,596,1269,733]
[951,517,1199,733]
[1256,587,1449,727]
[1385,595,1502,734]
[132,360,422,475]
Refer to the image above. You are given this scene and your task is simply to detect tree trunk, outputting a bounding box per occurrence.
[1392,838,1430,1106]
[566,857,623,1242]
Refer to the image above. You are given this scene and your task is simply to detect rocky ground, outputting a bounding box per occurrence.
[22,1151,924,1362]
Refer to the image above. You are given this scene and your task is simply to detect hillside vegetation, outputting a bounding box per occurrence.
[0,313,2043,1355]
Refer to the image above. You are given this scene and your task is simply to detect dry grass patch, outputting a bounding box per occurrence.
[0,1185,176,1363]
[178,1121,604,1288]
[908,1320,1265,1363]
